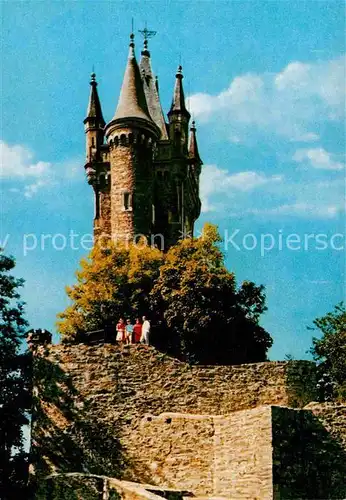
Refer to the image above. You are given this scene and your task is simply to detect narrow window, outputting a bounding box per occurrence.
[123,192,133,211]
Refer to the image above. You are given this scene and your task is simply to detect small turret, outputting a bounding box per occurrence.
[84,72,105,163]
[189,120,203,201]
[168,65,191,155]
[189,120,202,166]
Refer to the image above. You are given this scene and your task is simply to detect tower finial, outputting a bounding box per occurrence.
[130,18,135,47]
[139,23,157,52]
[90,68,96,84]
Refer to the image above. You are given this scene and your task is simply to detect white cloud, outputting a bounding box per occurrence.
[0,140,51,178]
[293,147,345,171]
[0,140,81,197]
[250,203,340,219]
[24,180,50,198]
[291,132,320,143]
[200,164,284,213]
[200,163,344,219]
[188,55,345,141]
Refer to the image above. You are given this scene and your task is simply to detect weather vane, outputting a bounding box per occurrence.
[138,22,157,49]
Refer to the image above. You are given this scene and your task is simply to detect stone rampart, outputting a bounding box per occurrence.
[30,343,317,497]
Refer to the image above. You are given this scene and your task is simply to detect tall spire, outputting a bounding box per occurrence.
[111,34,153,123]
[139,33,169,140]
[84,72,105,127]
[168,65,191,118]
[189,120,202,164]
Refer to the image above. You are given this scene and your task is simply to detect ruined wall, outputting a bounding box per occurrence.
[272,406,346,499]
[128,413,215,494]
[213,407,273,498]
[304,402,346,448]
[31,344,317,493]
[42,344,316,416]
[126,406,346,498]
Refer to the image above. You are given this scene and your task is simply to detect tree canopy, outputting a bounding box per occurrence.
[0,253,31,499]
[57,224,272,364]
[150,223,272,363]
[310,302,346,401]
[57,240,164,341]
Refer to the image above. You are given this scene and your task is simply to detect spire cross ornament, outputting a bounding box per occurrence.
[138,23,157,49]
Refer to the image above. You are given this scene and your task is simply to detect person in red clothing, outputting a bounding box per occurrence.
[133,318,142,344]
[116,318,126,343]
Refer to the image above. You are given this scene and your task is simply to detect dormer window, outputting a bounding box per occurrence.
[123,191,133,211]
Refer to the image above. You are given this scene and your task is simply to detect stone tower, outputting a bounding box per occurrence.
[83,33,202,249]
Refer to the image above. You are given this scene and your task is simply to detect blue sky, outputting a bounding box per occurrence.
[1,1,345,360]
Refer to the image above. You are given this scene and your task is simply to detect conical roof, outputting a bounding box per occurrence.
[112,36,153,123]
[168,65,190,118]
[189,121,202,163]
[139,43,168,140]
[84,73,105,126]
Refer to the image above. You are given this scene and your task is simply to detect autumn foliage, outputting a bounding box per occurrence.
[57,224,273,364]
[57,239,164,341]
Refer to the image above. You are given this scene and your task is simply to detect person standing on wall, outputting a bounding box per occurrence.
[116,318,126,343]
[133,318,142,343]
[125,319,134,345]
[141,316,151,345]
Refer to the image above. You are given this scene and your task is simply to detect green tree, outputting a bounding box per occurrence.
[0,253,31,499]
[310,302,346,401]
[150,223,272,364]
[57,240,164,342]
[58,225,272,364]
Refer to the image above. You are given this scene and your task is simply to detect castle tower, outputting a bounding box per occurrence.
[104,34,160,243]
[83,32,202,249]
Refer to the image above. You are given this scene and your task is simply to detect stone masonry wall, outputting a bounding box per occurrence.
[272,406,346,499]
[304,402,346,448]
[38,344,316,417]
[213,407,273,498]
[128,413,215,494]
[109,130,154,242]
[31,343,317,496]
[111,408,274,497]
[94,190,111,240]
